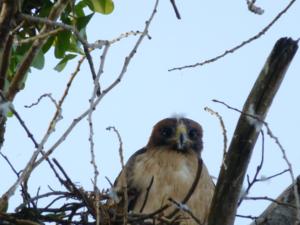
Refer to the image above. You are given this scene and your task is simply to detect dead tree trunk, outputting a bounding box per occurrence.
[207,37,298,225]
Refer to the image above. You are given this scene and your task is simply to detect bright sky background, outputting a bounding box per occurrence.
[1,1,300,224]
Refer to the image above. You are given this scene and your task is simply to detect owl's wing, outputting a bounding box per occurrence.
[111,147,147,211]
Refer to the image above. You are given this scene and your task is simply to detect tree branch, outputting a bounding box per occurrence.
[207,37,298,225]
[168,0,297,71]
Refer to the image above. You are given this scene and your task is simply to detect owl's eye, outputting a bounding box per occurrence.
[188,128,199,139]
[160,127,173,138]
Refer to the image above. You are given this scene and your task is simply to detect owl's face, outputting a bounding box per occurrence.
[147,117,203,154]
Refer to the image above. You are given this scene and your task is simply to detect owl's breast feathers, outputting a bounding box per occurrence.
[112,147,215,225]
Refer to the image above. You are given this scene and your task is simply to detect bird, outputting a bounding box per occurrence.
[110,117,215,225]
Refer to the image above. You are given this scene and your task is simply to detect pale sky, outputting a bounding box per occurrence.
[1,1,300,224]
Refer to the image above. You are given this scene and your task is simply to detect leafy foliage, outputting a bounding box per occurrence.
[6,0,114,91]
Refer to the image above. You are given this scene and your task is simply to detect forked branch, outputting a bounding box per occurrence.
[207,37,298,225]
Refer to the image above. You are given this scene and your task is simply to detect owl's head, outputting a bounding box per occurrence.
[147,117,203,154]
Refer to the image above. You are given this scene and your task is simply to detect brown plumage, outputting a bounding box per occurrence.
[111,117,214,225]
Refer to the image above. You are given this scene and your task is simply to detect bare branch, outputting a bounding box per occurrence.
[87,44,110,225]
[257,169,289,182]
[168,198,202,225]
[24,93,59,110]
[168,0,296,72]
[238,130,265,206]
[169,0,181,19]
[236,214,259,220]
[0,152,19,177]
[244,196,296,209]
[204,107,228,169]
[106,126,127,224]
[15,28,64,45]
[109,30,148,44]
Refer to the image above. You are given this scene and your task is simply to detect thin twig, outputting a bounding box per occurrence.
[236,214,259,220]
[244,196,296,209]
[109,30,147,45]
[238,130,265,206]
[32,55,85,170]
[24,93,59,109]
[0,152,20,177]
[15,28,63,45]
[204,107,228,169]
[0,92,59,202]
[257,169,289,182]
[87,43,110,225]
[106,126,127,225]
[168,0,296,71]
[52,158,96,217]
[168,198,202,225]
[169,0,181,19]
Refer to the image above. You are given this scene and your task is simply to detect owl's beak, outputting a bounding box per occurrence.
[176,122,188,150]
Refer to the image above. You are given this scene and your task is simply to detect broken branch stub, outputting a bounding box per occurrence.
[207,38,298,225]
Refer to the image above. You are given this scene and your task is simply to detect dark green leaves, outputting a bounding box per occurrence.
[32,50,45,70]
[76,13,94,31]
[8,0,115,82]
[54,31,72,59]
[54,54,77,72]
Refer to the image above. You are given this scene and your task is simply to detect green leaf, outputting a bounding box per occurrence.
[86,0,114,14]
[68,36,84,54]
[54,30,71,58]
[42,36,55,53]
[76,13,94,31]
[31,50,45,70]
[75,1,88,17]
[54,54,77,72]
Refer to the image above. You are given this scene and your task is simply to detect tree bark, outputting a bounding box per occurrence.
[207,37,298,225]
[250,176,300,225]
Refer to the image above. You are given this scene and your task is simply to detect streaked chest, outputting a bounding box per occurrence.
[130,149,199,212]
